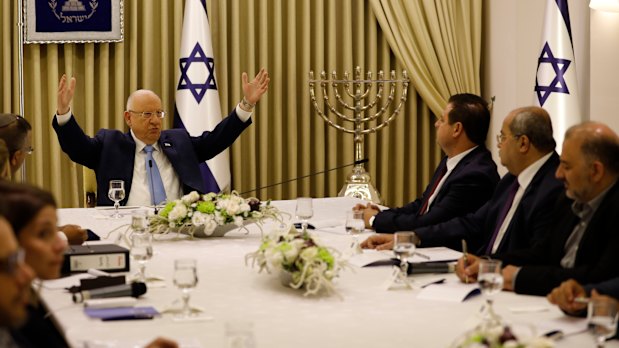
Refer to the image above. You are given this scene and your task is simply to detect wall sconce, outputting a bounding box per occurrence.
[590,0,619,12]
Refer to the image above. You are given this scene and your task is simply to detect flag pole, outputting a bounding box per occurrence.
[17,0,26,181]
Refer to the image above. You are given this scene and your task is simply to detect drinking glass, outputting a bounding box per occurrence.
[477,259,504,329]
[130,232,153,283]
[345,210,365,254]
[392,232,418,287]
[588,297,618,347]
[295,197,313,234]
[108,180,125,218]
[173,258,199,318]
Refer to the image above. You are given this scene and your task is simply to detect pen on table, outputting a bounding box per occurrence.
[461,239,469,284]
[414,251,430,260]
[421,278,446,288]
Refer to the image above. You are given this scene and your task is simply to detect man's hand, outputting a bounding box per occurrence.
[501,265,519,291]
[242,68,270,106]
[57,74,76,115]
[353,203,380,228]
[547,279,588,314]
[455,254,480,283]
[360,234,394,250]
[59,224,87,245]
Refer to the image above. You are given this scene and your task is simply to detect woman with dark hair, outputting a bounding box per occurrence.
[0,181,67,347]
[0,181,178,348]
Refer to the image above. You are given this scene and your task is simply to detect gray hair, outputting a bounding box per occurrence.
[509,107,556,153]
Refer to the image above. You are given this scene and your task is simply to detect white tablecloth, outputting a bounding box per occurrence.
[41,197,616,348]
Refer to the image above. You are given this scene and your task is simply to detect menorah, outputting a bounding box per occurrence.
[309,67,410,203]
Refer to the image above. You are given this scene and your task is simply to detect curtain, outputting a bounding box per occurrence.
[0,0,440,208]
[370,0,483,116]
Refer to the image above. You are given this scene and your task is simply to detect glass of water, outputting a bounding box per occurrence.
[588,297,618,347]
[130,232,153,283]
[295,197,313,234]
[345,210,365,254]
[392,232,418,288]
[173,258,199,319]
[477,259,504,329]
[108,180,125,218]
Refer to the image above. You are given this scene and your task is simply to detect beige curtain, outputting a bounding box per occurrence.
[370,0,483,116]
[0,0,441,208]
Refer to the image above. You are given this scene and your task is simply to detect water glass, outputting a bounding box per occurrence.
[392,232,418,287]
[130,232,153,283]
[108,180,125,218]
[173,258,199,318]
[345,210,365,253]
[588,297,618,347]
[225,321,256,348]
[477,259,504,329]
[295,197,313,233]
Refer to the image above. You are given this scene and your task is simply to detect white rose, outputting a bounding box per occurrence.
[191,212,207,226]
[203,219,218,236]
[264,248,283,270]
[240,203,251,213]
[214,211,225,225]
[283,244,299,262]
[168,203,188,221]
[234,216,244,226]
[181,191,200,204]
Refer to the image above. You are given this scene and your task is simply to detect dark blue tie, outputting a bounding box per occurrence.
[144,145,167,205]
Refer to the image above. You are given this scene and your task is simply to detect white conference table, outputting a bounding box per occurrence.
[42,197,616,348]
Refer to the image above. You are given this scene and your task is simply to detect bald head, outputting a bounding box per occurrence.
[126,90,162,111]
[565,122,619,176]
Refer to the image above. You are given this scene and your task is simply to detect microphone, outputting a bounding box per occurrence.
[240,158,369,195]
[72,282,147,303]
[148,159,158,214]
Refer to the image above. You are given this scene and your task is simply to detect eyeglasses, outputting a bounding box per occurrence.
[23,146,34,155]
[0,248,25,276]
[496,133,522,144]
[127,110,165,119]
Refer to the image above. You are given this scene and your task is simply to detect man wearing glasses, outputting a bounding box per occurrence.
[0,113,34,179]
[53,70,269,206]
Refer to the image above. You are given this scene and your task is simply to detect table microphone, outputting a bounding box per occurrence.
[240,158,369,195]
[72,282,147,303]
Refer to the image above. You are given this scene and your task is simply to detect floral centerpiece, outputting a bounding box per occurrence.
[453,325,554,348]
[245,226,348,297]
[148,191,281,237]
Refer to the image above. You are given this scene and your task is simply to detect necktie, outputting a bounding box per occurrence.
[144,145,167,205]
[485,180,520,254]
[418,165,448,215]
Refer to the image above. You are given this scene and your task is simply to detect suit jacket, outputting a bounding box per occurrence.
[372,146,499,233]
[496,180,619,296]
[585,277,619,299]
[52,110,250,206]
[413,152,562,253]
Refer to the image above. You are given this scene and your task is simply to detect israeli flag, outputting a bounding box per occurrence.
[175,0,229,193]
[534,0,582,150]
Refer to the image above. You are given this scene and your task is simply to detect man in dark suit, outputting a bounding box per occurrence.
[458,122,619,296]
[363,106,562,254]
[53,70,269,206]
[355,94,499,233]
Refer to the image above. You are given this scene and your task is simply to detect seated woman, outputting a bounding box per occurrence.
[0,181,67,347]
[0,181,178,348]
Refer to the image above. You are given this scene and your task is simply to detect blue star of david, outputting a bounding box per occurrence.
[534,42,571,106]
[177,43,217,104]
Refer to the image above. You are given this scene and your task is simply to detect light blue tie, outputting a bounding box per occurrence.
[144,145,167,205]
